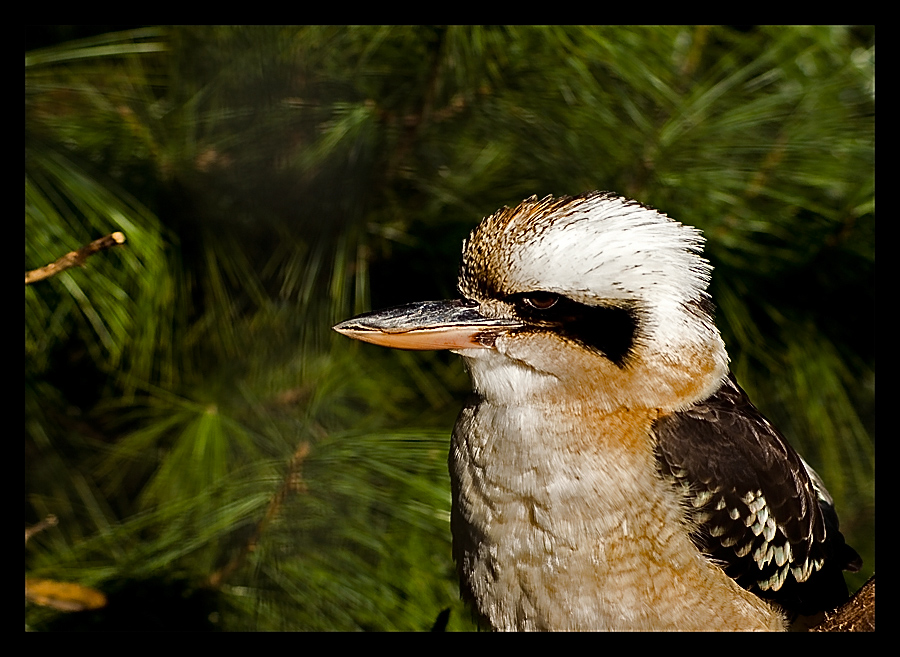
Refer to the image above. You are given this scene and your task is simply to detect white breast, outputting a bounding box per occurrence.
[449,369,785,631]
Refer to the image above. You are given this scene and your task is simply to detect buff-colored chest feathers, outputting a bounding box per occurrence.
[450,400,785,631]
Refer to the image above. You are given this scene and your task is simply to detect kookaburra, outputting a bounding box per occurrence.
[333,192,861,631]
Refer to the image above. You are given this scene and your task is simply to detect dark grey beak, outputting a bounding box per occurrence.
[333,299,522,351]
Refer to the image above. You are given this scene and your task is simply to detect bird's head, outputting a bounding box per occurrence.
[334,192,728,412]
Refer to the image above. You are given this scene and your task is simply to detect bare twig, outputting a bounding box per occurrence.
[25,232,126,285]
[207,442,311,589]
[25,515,58,545]
[811,575,875,632]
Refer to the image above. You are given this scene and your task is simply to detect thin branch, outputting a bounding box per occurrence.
[812,575,875,632]
[25,232,126,285]
[207,441,311,589]
[25,515,58,545]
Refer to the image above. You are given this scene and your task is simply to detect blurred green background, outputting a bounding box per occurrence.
[25,26,874,631]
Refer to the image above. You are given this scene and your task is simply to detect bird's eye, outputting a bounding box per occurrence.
[521,293,559,310]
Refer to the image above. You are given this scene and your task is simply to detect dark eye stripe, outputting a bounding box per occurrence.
[507,292,639,368]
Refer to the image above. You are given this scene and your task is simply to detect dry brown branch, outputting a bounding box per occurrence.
[207,441,311,589]
[811,575,875,632]
[25,515,58,545]
[25,232,126,285]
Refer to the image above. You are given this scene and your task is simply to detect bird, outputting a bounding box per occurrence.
[333,191,861,631]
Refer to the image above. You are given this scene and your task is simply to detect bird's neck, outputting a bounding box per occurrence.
[449,394,785,631]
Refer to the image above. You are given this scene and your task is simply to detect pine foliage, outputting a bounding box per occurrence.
[25,26,873,631]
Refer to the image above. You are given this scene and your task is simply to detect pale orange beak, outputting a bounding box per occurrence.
[333,299,522,351]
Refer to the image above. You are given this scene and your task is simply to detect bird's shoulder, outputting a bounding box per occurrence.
[652,373,861,615]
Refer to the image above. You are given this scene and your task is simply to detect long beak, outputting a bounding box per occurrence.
[333,299,522,351]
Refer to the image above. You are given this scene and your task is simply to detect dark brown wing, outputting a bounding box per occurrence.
[653,373,861,616]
